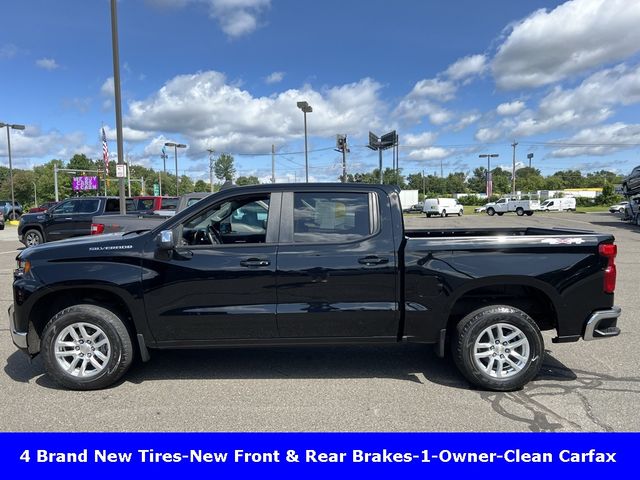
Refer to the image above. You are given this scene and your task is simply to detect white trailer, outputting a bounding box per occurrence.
[485,197,540,216]
[398,190,419,210]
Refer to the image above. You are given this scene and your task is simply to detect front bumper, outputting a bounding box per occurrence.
[583,306,621,341]
[8,304,28,350]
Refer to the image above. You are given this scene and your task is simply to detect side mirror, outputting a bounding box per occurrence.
[156,229,176,250]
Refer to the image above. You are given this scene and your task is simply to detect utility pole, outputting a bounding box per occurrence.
[335,134,349,183]
[208,148,216,192]
[422,169,425,195]
[54,163,59,201]
[511,140,518,195]
[110,0,127,214]
[271,144,275,183]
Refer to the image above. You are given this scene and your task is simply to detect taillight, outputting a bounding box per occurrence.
[91,223,105,235]
[599,243,617,293]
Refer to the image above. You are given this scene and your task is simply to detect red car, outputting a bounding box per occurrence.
[28,201,59,213]
[132,196,179,214]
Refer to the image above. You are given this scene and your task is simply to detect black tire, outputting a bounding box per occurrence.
[525,211,533,216]
[8,211,19,220]
[0,223,4,231]
[497,212,504,216]
[487,207,495,216]
[441,209,447,217]
[41,304,134,390]
[426,213,431,218]
[516,207,524,216]
[23,229,43,247]
[458,209,463,216]
[452,305,544,391]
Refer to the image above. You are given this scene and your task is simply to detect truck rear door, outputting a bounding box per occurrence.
[275,189,399,338]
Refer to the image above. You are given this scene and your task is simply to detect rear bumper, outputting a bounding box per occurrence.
[583,306,621,341]
[8,304,28,350]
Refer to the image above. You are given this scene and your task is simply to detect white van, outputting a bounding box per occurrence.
[540,197,576,212]
[423,198,464,217]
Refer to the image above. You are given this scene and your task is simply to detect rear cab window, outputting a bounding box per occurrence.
[292,192,373,243]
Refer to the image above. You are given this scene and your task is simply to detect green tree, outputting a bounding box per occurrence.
[467,167,488,193]
[194,179,209,192]
[514,166,544,193]
[444,172,466,194]
[236,175,260,186]
[214,153,236,182]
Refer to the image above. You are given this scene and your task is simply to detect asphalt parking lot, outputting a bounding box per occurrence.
[0,211,638,432]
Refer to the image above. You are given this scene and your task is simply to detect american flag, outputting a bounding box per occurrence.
[102,127,109,174]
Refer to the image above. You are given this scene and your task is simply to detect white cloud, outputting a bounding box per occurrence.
[445,54,487,80]
[35,58,59,70]
[549,122,640,157]
[207,0,270,38]
[452,113,481,131]
[510,63,640,137]
[407,78,456,102]
[496,100,525,116]
[0,43,19,59]
[492,0,640,89]
[101,77,115,96]
[103,125,153,143]
[407,147,452,161]
[265,71,284,84]
[393,98,453,125]
[402,131,437,147]
[475,127,503,143]
[0,126,88,159]
[126,70,385,155]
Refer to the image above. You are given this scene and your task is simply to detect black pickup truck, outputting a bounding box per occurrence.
[17,196,139,246]
[9,184,621,391]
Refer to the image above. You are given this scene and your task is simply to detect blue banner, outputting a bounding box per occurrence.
[0,433,634,476]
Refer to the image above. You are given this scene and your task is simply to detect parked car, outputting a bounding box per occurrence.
[609,201,629,213]
[10,184,621,391]
[621,165,640,195]
[0,200,23,220]
[485,197,539,216]
[402,203,423,214]
[0,210,4,230]
[28,201,59,214]
[474,206,487,213]
[18,196,140,247]
[132,196,179,214]
[92,192,212,235]
[539,197,576,212]
[423,198,463,217]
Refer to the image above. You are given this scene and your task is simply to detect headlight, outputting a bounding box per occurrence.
[15,259,31,276]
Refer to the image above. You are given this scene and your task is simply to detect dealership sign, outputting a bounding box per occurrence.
[72,176,99,191]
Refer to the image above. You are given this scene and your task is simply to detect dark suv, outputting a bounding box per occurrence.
[622,165,640,195]
[18,196,138,246]
[0,200,23,220]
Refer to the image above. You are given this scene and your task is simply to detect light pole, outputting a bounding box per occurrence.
[479,153,499,198]
[296,101,312,182]
[164,142,186,195]
[160,147,168,195]
[527,153,534,168]
[0,122,26,220]
[207,148,215,192]
[33,181,37,206]
[511,140,518,195]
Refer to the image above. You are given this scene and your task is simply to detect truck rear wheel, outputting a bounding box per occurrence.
[525,211,533,216]
[441,209,447,217]
[458,209,463,216]
[516,207,524,216]
[41,304,134,390]
[452,305,544,391]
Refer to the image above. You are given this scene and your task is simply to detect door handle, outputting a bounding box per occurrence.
[240,258,271,267]
[358,256,389,265]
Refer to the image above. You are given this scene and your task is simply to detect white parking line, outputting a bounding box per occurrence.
[0,250,18,255]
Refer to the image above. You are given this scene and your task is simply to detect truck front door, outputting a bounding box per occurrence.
[142,192,279,342]
[275,190,399,339]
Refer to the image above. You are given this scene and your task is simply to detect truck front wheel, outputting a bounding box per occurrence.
[487,208,495,216]
[516,207,525,216]
[452,305,544,391]
[41,304,134,390]
[23,229,43,247]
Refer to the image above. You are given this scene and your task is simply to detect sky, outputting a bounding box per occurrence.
[2,0,640,184]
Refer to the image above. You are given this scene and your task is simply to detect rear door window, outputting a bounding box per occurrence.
[293,192,372,243]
